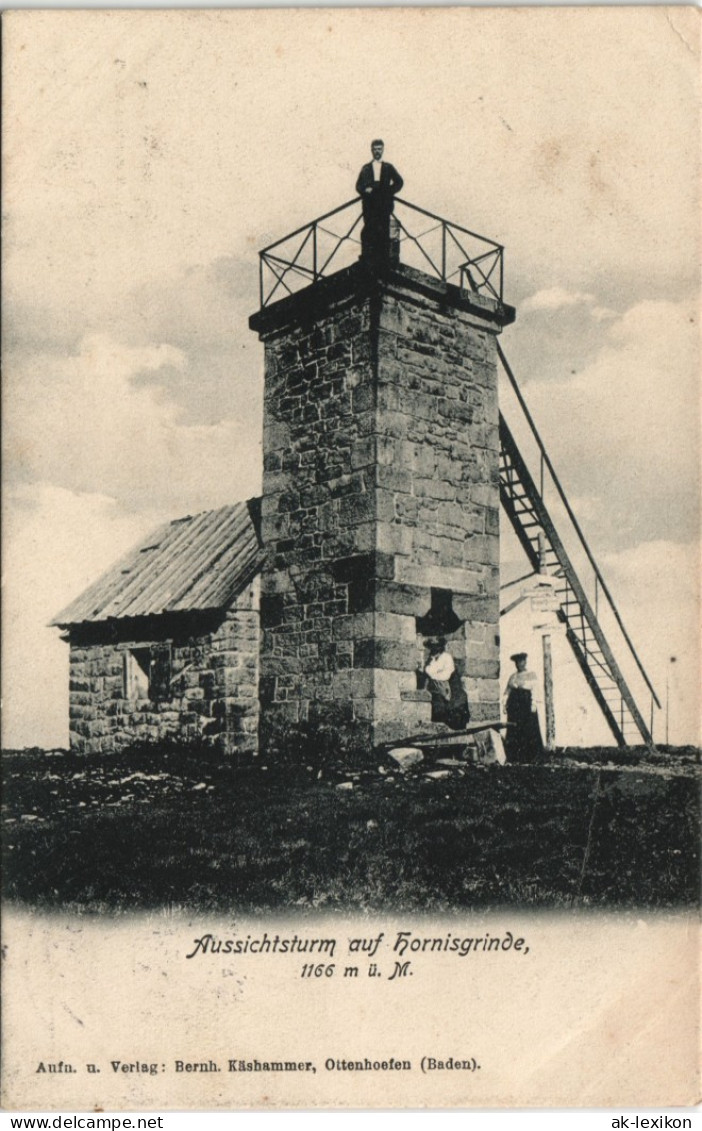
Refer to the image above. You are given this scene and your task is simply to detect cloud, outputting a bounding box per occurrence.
[2,483,161,749]
[520,287,596,314]
[601,539,700,746]
[5,254,262,429]
[2,253,266,748]
[2,292,264,747]
[504,287,621,391]
[503,297,699,551]
[5,330,263,515]
[591,305,617,323]
[114,257,262,428]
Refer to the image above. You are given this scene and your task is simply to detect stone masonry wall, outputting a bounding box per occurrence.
[369,276,501,732]
[258,285,379,741]
[253,264,509,748]
[67,582,259,757]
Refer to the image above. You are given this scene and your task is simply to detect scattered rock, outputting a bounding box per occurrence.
[336,781,354,791]
[120,773,169,784]
[387,747,424,771]
[192,782,207,791]
[436,758,466,767]
[474,729,507,766]
[424,770,451,780]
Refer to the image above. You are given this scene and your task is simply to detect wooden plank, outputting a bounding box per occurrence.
[380,720,508,749]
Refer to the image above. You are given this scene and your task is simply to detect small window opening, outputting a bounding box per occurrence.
[416,587,464,637]
[123,644,172,702]
[124,649,151,700]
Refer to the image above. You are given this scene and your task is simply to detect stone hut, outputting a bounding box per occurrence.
[51,500,264,757]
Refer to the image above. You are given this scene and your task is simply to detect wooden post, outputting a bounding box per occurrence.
[538,532,556,750]
[542,632,555,751]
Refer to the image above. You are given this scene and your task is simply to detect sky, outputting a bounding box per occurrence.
[3,7,699,748]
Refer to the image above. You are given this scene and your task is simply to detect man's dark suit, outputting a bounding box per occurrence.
[355,161,404,266]
[355,161,404,212]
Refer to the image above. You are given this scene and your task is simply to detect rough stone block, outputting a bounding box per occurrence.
[373,611,418,644]
[352,384,375,414]
[354,638,418,671]
[467,657,500,680]
[379,298,409,336]
[371,706,431,743]
[377,410,412,439]
[473,728,506,765]
[331,669,374,701]
[332,612,374,640]
[376,465,413,494]
[414,478,456,502]
[388,747,424,770]
[330,551,395,583]
[376,524,414,556]
[462,534,499,567]
[452,594,497,622]
[394,561,481,594]
[350,436,375,469]
[437,501,471,530]
[375,668,418,700]
[337,493,375,527]
[394,495,419,523]
[374,581,427,616]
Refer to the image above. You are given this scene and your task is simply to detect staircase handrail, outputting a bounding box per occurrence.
[498,341,661,710]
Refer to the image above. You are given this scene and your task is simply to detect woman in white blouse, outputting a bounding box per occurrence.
[503,652,544,762]
[421,638,470,729]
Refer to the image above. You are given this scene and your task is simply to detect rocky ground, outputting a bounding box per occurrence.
[2,742,699,913]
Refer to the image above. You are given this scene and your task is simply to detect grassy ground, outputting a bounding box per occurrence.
[2,743,699,914]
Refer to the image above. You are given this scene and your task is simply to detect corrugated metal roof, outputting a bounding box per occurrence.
[51,500,265,627]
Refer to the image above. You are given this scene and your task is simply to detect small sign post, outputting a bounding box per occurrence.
[538,533,556,751]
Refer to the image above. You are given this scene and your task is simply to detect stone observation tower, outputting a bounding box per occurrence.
[50,171,661,759]
[249,192,515,749]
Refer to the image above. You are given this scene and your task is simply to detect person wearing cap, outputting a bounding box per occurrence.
[503,653,545,763]
[420,638,470,730]
[356,139,403,267]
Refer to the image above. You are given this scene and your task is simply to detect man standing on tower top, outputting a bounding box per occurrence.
[356,139,403,268]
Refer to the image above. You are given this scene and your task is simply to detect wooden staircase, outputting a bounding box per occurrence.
[497,345,660,748]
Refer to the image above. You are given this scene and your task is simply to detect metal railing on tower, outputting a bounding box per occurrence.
[258,197,505,309]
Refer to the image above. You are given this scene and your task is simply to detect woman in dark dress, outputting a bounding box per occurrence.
[503,652,544,763]
[422,638,471,730]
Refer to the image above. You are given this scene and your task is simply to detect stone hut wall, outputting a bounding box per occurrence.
[66,581,259,756]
